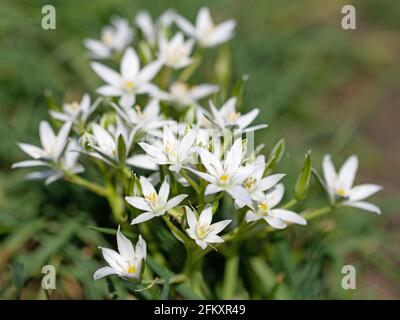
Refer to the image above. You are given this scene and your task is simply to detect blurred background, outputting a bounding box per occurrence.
[0,0,399,299]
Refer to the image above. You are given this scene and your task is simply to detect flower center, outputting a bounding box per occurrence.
[196,223,212,239]
[127,265,136,274]
[124,80,136,92]
[102,31,114,46]
[64,101,80,114]
[219,174,230,185]
[227,111,241,123]
[145,192,158,208]
[258,201,269,212]
[244,177,257,190]
[335,187,348,197]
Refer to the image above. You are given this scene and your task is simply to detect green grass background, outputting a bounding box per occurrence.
[0,0,399,299]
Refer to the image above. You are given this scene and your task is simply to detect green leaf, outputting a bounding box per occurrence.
[295,151,312,200]
[117,134,126,166]
[266,138,285,171]
[249,257,275,295]
[11,259,25,296]
[222,255,239,299]
[87,225,116,235]
[175,283,202,300]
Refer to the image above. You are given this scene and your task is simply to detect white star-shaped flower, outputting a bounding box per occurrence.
[126,176,187,224]
[91,47,163,109]
[245,184,307,229]
[185,206,231,249]
[175,7,236,48]
[94,226,146,280]
[323,155,382,214]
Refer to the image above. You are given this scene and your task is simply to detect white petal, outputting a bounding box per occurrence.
[138,142,168,164]
[119,93,136,109]
[198,148,223,177]
[266,183,285,208]
[236,109,258,130]
[39,121,56,152]
[158,178,170,203]
[178,130,197,159]
[343,201,381,214]
[137,60,163,83]
[12,160,47,169]
[264,216,287,229]
[348,184,382,202]
[210,219,231,234]
[185,206,197,230]
[245,210,262,223]
[166,194,187,210]
[227,185,253,209]
[97,85,123,96]
[120,48,139,79]
[207,19,236,46]
[140,176,157,197]
[186,167,216,184]
[189,84,219,100]
[195,239,208,249]
[257,173,286,192]
[99,247,124,272]
[125,196,151,212]
[84,39,110,58]
[91,62,121,85]
[338,155,358,190]
[17,143,44,159]
[271,209,307,225]
[196,7,213,33]
[117,226,135,260]
[175,15,196,37]
[93,266,119,280]
[135,235,147,260]
[126,155,159,170]
[322,154,336,201]
[203,234,224,243]
[54,122,72,159]
[224,139,242,173]
[204,184,223,195]
[209,100,225,128]
[199,206,213,225]
[131,212,157,225]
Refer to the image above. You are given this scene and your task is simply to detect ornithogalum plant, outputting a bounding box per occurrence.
[13,7,382,299]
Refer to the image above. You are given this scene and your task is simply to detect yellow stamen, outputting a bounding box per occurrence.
[127,265,136,274]
[227,111,241,123]
[258,202,269,211]
[135,105,143,117]
[124,80,135,91]
[102,33,114,46]
[145,192,158,206]
[336,188,347,197]
[219,174,230,184]
[65,101,80,114]
[244,177,256,190]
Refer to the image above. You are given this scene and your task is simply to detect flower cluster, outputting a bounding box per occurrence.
[13,8,382,284]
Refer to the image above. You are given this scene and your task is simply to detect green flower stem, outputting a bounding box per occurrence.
[64,172,109,197]
[162,215,189,244]
[141,273,186,285]
[281,198,298,209]
[180,169,201,194]
[221,254,239,299]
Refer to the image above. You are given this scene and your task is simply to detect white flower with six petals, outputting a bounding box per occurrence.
[185,206,231,249]
[94,226,146,280]
[126,176,187,224]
